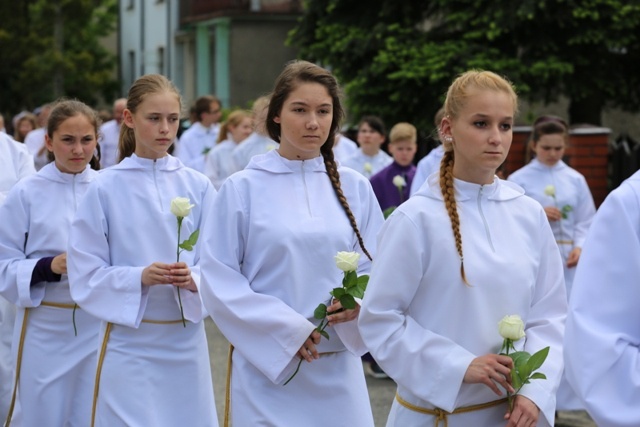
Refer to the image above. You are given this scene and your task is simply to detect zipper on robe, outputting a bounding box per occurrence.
[300,162,312,217]
[477,186,495,252]
[72,174,77,209]
[152,160,164,212]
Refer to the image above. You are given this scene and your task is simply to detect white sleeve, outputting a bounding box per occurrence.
[565,181,640,427]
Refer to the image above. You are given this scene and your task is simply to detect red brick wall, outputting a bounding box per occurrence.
[504,127,611,207]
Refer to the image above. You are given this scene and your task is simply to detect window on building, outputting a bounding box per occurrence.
[158,47,165,75]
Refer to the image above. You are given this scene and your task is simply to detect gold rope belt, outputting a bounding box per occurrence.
[556,240,574,245]
[91,318,184,426]
[5,302,79,426]
[395,392,508,427]
[223,345,342,427]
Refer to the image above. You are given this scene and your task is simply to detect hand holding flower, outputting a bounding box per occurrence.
[504,395,540,427]
[171,197,200,327]
[498,315,549,413]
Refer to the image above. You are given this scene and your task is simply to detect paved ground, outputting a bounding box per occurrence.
[205,319,595,426]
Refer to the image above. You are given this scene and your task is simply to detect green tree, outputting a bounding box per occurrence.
[0,0,118,118]
[290,0,640,128]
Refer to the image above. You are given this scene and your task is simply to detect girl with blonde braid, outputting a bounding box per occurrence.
[199,60,383,425]
[359,70,567,427]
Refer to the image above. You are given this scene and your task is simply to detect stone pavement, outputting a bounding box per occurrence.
[205,319,596,426]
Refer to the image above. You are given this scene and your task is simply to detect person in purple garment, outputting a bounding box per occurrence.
[370,122,418,212]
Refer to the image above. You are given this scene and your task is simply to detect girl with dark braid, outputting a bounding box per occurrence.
[199,60,383,425]
[359,70,567,427]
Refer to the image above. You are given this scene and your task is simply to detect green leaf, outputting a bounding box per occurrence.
[526,346,550,373]
[331,287,346,299]
[339,294,357,310]
[529,372,547,380]
[383,206,397,219]
[314,304,327,319]
[343,271,357,288]
[187,229,200,246]
[319,330,330,340]
[179,241,194,251]
[511,367,523,390]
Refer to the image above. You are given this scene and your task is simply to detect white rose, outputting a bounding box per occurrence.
[171,197,195,218]
[498,315,526,341]
[334,251,360,272]
[363,163,373,173]
[544,185,555,197]
[392,175,406,188]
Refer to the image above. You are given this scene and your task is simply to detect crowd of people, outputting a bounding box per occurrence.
[0,60,637,427]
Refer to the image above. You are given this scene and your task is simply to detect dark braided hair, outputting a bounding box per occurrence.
[266,60,372,260]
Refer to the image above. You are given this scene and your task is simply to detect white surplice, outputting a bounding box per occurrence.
[409,144,444,196]
[0,134,35,423]
[0,163,100,426]
[98,119,121,169]
[564,170,640,427]
[333,134,359,163]
[230,131,279,172]
[359,174,567,427]
[342,148,393,178]
[508,158,596,410]
[199,150,384,425]
[203,139,237,190]
[175,122,219,173]
[67,154,218,427]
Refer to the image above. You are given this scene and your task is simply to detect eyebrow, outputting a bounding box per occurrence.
[289,101,333,108]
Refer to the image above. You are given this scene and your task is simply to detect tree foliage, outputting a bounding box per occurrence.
[290,0,640,129]
[0,0,118,118]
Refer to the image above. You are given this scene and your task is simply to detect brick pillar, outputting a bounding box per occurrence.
[504,126,611,207]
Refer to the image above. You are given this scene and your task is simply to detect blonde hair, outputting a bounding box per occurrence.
[216,109,251,143]
[439,70,517,285]
[389,122,417,145]
[118,74,182,162]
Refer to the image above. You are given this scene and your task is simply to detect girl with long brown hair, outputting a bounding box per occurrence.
[199,60,383,425]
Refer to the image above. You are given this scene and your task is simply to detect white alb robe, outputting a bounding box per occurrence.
[199,149,384,425]
[67,154,218,427]
[564,170,640,427]
[508,158,595,410]
[98,119,121,168]
[22,128,49,170]
[176,122,219,173]
[342,148,393,178]
[410,144,444,196]
[0,134,35,423]
[203,139,237,190]
[333,134,358,163]
[230,131,278,171]
[359,174,567,427]
[0,163,100,426]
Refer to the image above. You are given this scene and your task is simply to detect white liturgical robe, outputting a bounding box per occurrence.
[359,174,567,427]
[199,149,384,425]
[67,154,218,427]
[565,170,640,427]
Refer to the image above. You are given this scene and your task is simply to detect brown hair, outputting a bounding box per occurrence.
[14,113,37,142]
[118,74,182,162]
[216,109,251,143]
[266,60,371,260]
[440,70,518,285]
[46,99,101,170]
[193,95,220,122]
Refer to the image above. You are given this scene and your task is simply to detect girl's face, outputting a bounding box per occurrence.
[229,117,253,144]
[441,89,514,185]
[274,82,333,161]
[124,91,181,160]
[357,122,385,151]
[18,119,35,139]
[45,114,97,174]
[533,133,565,166]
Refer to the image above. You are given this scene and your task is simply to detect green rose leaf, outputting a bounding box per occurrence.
[187,229,200,246]
[383,206,397,219]
[526,347,550,373]
[319,329,330,340]
[339,294,356,310]
[314,303,327,319]
[179,241,194,251]
[529,372,547,380]
[331,287,346,299]
[343,270,357,288]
